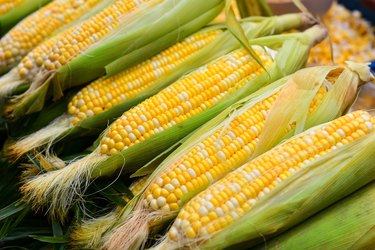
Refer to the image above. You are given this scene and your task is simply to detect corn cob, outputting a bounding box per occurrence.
[20,26,327,223]
[154,111,375,249]
[2,0,225,120]
[101,62,371,250]
[262,181,375,250]
[0,0,104,75]
[6,13,310,162]
[0,0,52,35]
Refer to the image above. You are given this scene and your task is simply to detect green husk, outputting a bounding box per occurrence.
[0,0,51,35]
[259,181,375,250]
[7,13,311,161]
[5,0,225,120]
[200,130,375,249]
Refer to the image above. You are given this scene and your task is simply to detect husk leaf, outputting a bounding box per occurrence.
[258,181,375,250]
[200,131,375,249]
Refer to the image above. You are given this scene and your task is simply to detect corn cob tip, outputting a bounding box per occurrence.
[71,211,118,248]
[21,152,106,221]
[102,209,151,250]
[5,115,71,161]
[0,69,25,99]
[304,25,328,47]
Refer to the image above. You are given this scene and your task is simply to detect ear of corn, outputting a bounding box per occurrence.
[6,13,311,161]
[3,0,225,120]
[0,0,123,97]
[0,0,51,35]
[100,62,371,250]
[0,0,105,75]
[19,26,327,223]
[260,181,375,250]
[155,111,375,249]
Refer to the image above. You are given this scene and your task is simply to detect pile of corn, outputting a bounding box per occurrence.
[308,3,375,65]
[0,1,374,249]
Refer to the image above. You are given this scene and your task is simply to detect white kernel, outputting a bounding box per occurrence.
[226,201,234,210]
[128,133,136,142]
[181,185,188,194]
[153,118,160,127]
[237,137,245,146]
[181,220,190,229]
[206,172,214,182]
[125,125,132,132]
[188,168,196,178]
[231,211,239,219]
[147,194,153,201]
[165,184,175,192]
[150,199,158,209]
[230,197,239,207]
[263,187,271,194]
[252,169,261,177]
[205,194,213,200]
[157,197,166,207]
[247,199,256,206]
[239,192,247,200]
[216,207,224,217]
[171,178,180,187]
[199,206,208,216]
[244,173,253,182]
[258,191,265,198]
[77,99,85,107]
[217,151,226,161]
[361,114,370,121]
[201,149,209,158]
[365,121,373,131]
[161,204,170,212]
[227,131,236,139]
[155,177,163,186]
[321,130,329,136]
[140,114,147,122]
[251,126,259,135]
[304,137,313,145]
[337,129,346,137]
[169,227,178,238]
[174,218,182,227]
[206,201,214,211]
[179,164,186,171]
